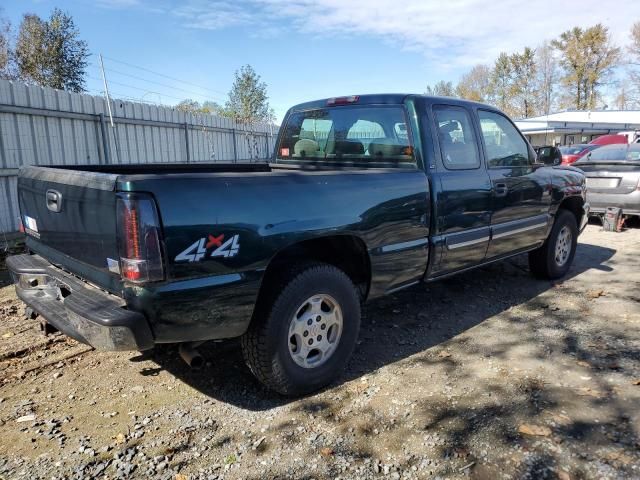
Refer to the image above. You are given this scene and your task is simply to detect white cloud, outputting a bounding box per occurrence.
[169,0,638,70]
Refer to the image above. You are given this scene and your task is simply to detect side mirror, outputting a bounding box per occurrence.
[537,146,561,166]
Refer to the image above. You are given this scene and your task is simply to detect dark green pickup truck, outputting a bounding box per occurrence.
[7,94,589,395]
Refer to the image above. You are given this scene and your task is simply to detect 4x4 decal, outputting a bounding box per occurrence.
[175,234,240,262]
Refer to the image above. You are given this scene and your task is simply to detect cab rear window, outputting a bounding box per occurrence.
[276,106,415,167]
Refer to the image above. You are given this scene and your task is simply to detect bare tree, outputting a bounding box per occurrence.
[627,21,640,107]
[535,41,558,115]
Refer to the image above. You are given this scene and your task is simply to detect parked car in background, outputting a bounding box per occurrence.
[575,143,640,218]
[590,134,631,146]
[559,144,601,165]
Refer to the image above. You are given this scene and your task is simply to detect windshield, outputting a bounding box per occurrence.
[276,105,415,167]
[577,144,640,163]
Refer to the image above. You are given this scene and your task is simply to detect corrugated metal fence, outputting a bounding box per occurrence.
[0,79,278,235]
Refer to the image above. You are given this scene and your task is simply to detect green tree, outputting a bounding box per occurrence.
[489,52,514,114]
[225,64,274,125]
[15,14,47,85]
[15,9,88,92]
[510,47,538,118]
[455,64,491,102]
[425,80,456,97]
[552,24,620,110]
[46,9,88,92]
[176,99,228,116]
[176,99,203,114]
[201,100,227,116]
[0,12,14,79]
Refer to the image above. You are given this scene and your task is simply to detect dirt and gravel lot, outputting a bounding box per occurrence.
[0,223,639,480]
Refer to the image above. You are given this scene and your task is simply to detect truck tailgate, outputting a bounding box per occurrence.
[18,166,120,281]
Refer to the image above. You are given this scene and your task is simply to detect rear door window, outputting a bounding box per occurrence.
[277,105,415,167]
[433,105,481,170]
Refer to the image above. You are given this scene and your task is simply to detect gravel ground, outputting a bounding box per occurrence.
[0,223,639,480]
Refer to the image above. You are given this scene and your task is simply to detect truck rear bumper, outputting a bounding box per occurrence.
[6,254,154,351]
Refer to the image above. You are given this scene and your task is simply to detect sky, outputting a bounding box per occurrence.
[2,0,638,122]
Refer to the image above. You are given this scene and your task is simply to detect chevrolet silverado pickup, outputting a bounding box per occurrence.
[7,94,589,395]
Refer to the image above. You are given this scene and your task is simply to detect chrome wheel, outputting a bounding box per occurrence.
[554,226,572,267]
[288,294,343,369]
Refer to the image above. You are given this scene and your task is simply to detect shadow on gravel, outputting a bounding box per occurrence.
[142,242,618,414]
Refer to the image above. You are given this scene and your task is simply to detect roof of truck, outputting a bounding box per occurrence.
[288,94,494,112]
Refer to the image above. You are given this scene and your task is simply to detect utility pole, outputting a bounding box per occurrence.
[99,54,115,127]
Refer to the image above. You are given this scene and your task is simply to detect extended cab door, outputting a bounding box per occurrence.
[476,109,551,259]
[428,104,493,276]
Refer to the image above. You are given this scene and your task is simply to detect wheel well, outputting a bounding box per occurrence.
[259,235,371,301]
[558,196,584,227]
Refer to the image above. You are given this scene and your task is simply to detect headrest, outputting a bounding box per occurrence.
[440,121,459,134]
[294,139,319,156]
[369,142,402,157]
[334,140,364,155]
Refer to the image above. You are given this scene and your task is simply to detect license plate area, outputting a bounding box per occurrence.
[586,177,620,189]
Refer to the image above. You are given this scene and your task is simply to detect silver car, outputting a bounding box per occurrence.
[575,143,640,217]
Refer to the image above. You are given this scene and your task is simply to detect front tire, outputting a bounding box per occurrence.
[528,210,578,279]
[241,263,361,396]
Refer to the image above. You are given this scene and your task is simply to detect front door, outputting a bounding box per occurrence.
[429,104,493,276]
[476,109,551,259]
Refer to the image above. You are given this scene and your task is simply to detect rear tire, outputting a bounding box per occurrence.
[528,210,578,279]
[241,263,361,396]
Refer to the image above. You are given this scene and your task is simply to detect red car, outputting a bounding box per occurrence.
[559,144,600,165]
[589,134,629,146]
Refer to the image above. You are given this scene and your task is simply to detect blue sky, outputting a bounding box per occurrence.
[2,0,637,122]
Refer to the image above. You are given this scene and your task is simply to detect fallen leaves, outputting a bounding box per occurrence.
[320,447,334,457]
[518,424,551,436]
[576,387,606,399]
[586,289,605,299]
[557,470,572,480]
[605,450,634,465]
[544,411,572,426]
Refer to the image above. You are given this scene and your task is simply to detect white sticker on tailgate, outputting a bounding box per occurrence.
[24,215,40,238]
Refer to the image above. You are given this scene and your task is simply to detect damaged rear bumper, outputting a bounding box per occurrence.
[6,254,153,351]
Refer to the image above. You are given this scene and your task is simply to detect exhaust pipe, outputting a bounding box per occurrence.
[179,342,205,369]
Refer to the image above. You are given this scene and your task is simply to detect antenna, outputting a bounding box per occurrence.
[99,54,115,127]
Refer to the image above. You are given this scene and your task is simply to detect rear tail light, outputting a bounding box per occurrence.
[18,218,24,233]
[116,193,164,283]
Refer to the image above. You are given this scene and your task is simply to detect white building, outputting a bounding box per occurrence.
[515,110,640,147]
